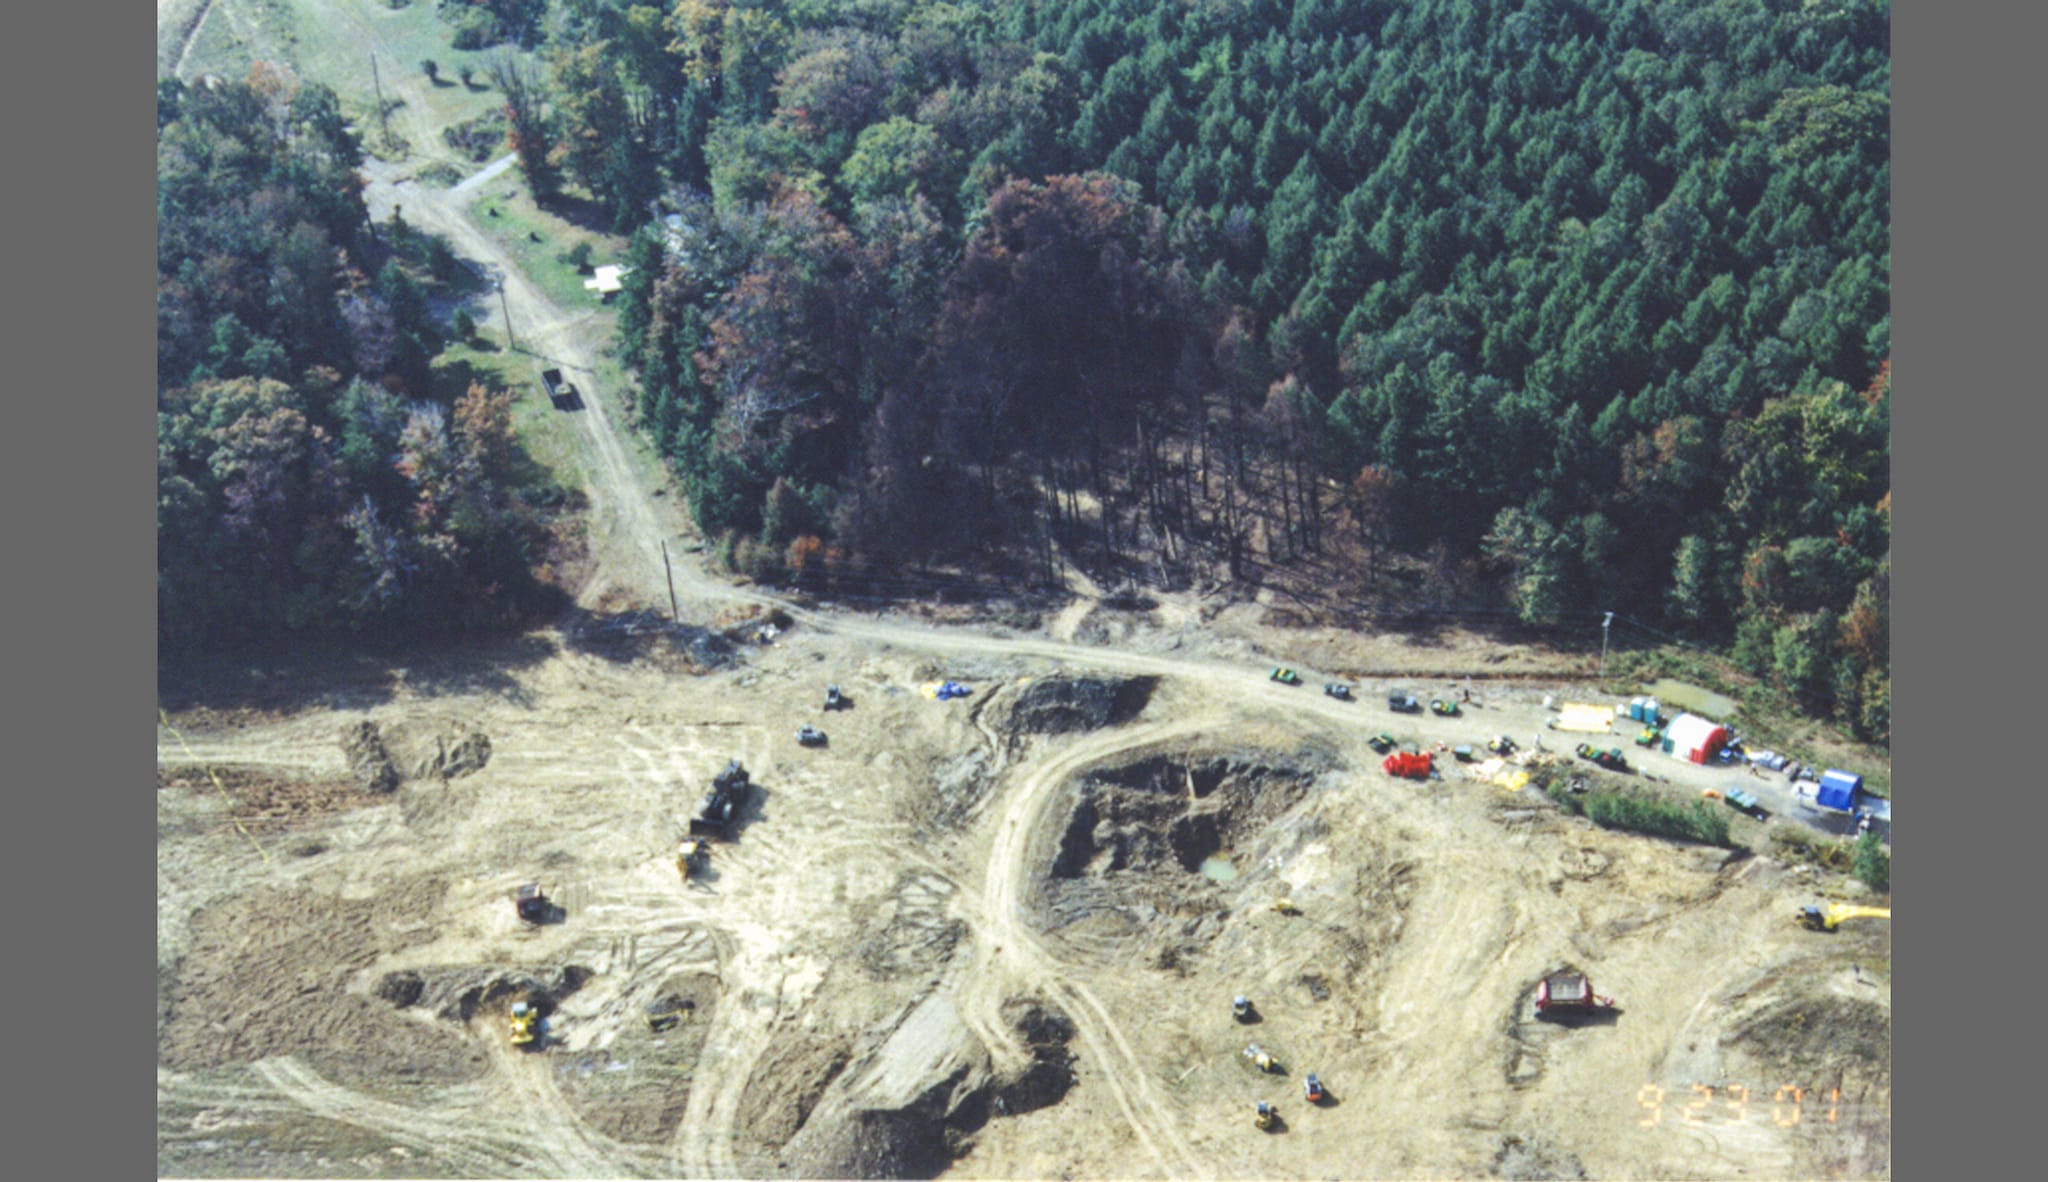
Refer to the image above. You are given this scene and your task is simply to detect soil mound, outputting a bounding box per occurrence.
[392,723,492,781]
[992,999,1076,1115]
[339,720,400,792]
[1002,676,1157,735]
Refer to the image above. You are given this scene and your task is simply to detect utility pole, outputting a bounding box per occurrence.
[1599,611,1614,687]
[369,54,391,148]
[662,540,680,622]
[494,270,515,351]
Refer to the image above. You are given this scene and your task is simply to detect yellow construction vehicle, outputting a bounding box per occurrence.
[1254,1101,1277,1130]
[509,1000,538,1047]
[1271,898,1300,916]
[1244,1043,1279,1073]
[1796,903,1892,931]
[677,838,709,879]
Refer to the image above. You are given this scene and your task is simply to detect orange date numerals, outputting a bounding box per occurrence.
[1637,1084,1665,1127]
[1826,1087,1840,1124]
[1723,1085,1749,1123]
[1773,1085,1804,1127]
[1683,1084,1715,1124]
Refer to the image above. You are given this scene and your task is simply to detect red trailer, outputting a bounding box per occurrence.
[1382,750,1433,779]
[1533,971,1616,1018]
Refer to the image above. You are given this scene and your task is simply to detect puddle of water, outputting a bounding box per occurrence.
[1643,678,1739,720]
[1199,856,1237,883]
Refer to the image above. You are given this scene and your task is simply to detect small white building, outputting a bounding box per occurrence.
[583,265,630,298]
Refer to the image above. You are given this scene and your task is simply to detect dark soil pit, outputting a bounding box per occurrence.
[1000,676,1157,735]
[992,998,1077,1116]
[1041,750,1329,950]
[1729,992,1892,1085]
[737,1032,854,1154]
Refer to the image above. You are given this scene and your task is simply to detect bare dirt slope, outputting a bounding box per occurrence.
[160,617,1891,1179]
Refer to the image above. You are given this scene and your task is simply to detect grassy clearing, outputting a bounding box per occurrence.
[173,0,536,170]
[464,179,631,312]
[430,339,585,491]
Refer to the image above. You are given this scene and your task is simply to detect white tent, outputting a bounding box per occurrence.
[1664,713,1729,764]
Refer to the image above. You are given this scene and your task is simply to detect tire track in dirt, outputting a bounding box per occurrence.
[251,1056,530,1178]
[965,716,1226,1179]
[165,0,216,78]
[480,1028,646,1177]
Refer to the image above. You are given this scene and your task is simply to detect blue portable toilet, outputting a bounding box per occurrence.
[1816,769,1862,812]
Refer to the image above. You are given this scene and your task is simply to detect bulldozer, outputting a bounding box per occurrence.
[509,1000,539,1047]
[1796,903,1892,931]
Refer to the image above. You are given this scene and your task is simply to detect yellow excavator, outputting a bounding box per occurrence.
[1796,903,1891,931]
[509,1000,538,1047]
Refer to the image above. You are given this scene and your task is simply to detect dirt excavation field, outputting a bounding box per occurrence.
[158,597,1893,1181]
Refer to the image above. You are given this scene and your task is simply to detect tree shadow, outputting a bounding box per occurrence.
[1535,1005,1624,1027]
[538,190,618,235]
[158,628,560,716]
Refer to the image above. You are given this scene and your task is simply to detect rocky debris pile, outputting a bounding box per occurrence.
[339,721,399,792]
[1000,676,1156,735]
[374,964,594,1022]
[393,722,492,781]
[779,990,994,1179]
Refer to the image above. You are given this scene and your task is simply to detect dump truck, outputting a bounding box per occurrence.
[1533,971,1616,1019]
[796,725,827,746]
[1323,683,1352,700]
[690,760,751,839]
[1430,698,1460,717]
[1388,690,1422,713]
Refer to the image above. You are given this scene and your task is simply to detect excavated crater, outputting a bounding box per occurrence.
[1039,749,1333,955]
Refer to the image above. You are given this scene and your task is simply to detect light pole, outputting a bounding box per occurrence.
[1599,611,1614,687]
